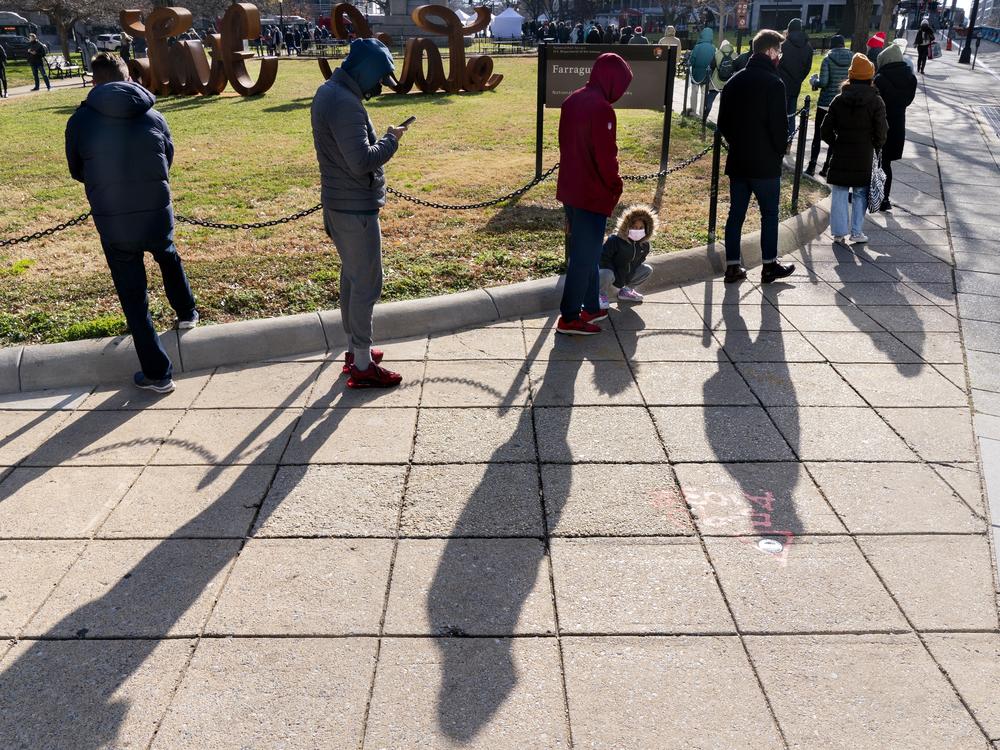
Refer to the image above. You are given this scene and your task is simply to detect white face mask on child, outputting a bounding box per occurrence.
[628,228,646,241]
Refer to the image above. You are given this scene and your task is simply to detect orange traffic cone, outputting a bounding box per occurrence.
[946,36,953,50]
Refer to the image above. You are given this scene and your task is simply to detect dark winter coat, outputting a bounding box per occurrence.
[600,205,656,287]
[817,47,853,108]
[821,81,888,187]
[586,28,603,43]
[557,53,633,217]
[26,40,47,67]
[0,43,7,69]
[64,81,174,248]
[874,60,917,162]
[777,24,813,98]
[916,27,935,48]
[718,53,788,179]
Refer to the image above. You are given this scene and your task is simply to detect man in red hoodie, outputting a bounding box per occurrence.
[555,52,633,335]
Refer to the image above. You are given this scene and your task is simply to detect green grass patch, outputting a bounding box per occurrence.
[60,314,128,341]
[0,259,35,277]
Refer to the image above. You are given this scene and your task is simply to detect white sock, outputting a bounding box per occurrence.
[354,347,372,371]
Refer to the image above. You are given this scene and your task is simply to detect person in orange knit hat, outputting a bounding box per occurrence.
[821,53,888,245]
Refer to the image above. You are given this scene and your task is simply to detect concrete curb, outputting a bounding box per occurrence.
[0,197,830,394]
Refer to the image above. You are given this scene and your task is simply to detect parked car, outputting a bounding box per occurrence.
[94,33,121,51]
[0,34,31,59]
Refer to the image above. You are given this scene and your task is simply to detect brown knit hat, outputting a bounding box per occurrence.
[848,53,875,81]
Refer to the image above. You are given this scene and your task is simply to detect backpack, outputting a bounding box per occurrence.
[717,50,735,81]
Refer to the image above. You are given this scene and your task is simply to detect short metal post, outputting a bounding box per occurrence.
[535,43,547,180]
[791,95,811,213]
[707,127,723,244]
[661,45,677,170]
[682,64,691,117]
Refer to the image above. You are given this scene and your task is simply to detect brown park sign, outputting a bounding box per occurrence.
[544,45,672,110]
[118,1,501,98]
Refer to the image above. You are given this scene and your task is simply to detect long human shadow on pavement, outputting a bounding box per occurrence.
[705,287,806,541]
[0,364,386,749]
[428,323,636,743]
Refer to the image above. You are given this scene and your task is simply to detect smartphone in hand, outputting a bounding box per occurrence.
[398,116,416,128]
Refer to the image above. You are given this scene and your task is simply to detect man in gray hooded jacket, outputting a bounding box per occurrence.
[311,38,406,389]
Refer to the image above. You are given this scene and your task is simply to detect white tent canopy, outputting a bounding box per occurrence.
[490,7,523,39]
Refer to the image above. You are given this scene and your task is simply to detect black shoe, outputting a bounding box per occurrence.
[761,262,796,284]
[804,161,816,176]
[879,198,892,212]
[818,165,829,178]
[724,265,747,284]
[31,86,39,91]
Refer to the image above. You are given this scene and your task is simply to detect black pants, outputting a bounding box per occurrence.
[883,160,894,202]
[917,45,929,72]
[809,107,832,168]
[102,239,196,380]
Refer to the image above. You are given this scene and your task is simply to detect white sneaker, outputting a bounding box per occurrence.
[618,287,644,303]
[598,292,610,310]
[849,233,870,244]
[832,235,849,246]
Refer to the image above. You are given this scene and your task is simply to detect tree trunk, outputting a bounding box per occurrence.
[57,19,70,59]
[840,0,856,36]
[852,0,874,50]
[879,0,896,33]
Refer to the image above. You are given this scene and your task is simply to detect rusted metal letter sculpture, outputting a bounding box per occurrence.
[120,3,276,96]
[319,2,502,94]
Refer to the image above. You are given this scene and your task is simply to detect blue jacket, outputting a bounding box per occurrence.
[65,81,174,249]
[690,28,716,84]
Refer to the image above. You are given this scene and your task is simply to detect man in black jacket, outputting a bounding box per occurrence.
[718,29,795,284]
[65,53,198,393]
[26,33,50,91]
[777,19,813,135]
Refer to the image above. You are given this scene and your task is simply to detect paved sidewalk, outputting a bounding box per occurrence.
[1,47,1000,750]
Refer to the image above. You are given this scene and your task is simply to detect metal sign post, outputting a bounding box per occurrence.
[535,43,547,179]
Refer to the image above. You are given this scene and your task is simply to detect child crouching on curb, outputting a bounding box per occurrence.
[599,204,658,308]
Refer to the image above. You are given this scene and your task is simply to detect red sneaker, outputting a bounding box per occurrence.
[342,347,384,374]
[347,363,402,389]
[580,309,608,324]
[556,316,601,336]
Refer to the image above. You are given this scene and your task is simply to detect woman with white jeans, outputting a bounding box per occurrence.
[820,53,888,245]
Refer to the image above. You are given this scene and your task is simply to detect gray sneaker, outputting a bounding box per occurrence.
[177,310,200,330]
[133,372,175,394]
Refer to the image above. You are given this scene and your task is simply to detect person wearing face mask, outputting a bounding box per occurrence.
[718,29,796,285]
[598,204,658,308]
[311,38,406,388]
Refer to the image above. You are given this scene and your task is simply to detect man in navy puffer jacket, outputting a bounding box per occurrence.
[65,53,197,395]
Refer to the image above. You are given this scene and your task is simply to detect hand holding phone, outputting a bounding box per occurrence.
[399,115,416,128]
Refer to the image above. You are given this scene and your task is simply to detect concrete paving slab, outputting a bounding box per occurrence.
[535,406,666,463]
[964,320,1000,355]
[614,329,723,361]
[800,260,897,284]
[0,638,193,750]
[562,636,783,750]
[307,361,423,408]
[736,362,865,406]
[802,331,923,365]
[699,303,790,332]
[863,245,949,264]
[365,637,569,749]
[551,538,734,634]
[832,282,943,306]
[152,637,375,750]
[0,540,83,637]
[714,329,825,362]
[777,304,884,332]
[859,303,961,332]
[608,302,706,331]
[925,633,1000,741]
[857,535,998,631]
[427,326,527,360]
[283,407,416,464]
[524,328,625,361]
[680,279,762,306]
[975,388,1000,416]
[933,462,988,516]
[253,464,406,537]
[414,407,534,463]
[421,360,529,408]
[937,363,970,390]
[22,409,184,467]
[957,270,1000,297]
[637,286,692,303]
[79,371,213,410]
[895,331,967,363]
[0,411,69,465]
[0,388,90,411]
[0,466,140,538]
[633,361,757,406]
[541,463,694,536]
[384,539,555,636]
[876,407,977,462]
[968,350,1000,393]
[834,364,968,407]
[191,362,321,409]
[100,465,272,539]
[373,334,431,360]
[206,538,392,635]
[955,252,1000,275]
[705,536,907,633]
[25,539,240,638]
[882,262,956,285]
[746,634,986,749]
[653,406,795,462]
[153,408,300,465]
[768,406,918,461]
[808,462,984,534]
[760,280,844,305]
[674,462,846,536]
[959,292,1000,324]
[530,360,642,406]
[401,463,544,537]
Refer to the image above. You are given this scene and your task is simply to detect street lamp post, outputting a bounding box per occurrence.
[959,0,979,63]
[279,0,284,37]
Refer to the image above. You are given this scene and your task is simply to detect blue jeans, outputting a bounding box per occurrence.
[704,88,719,119]
[102,239,196,380]
[724,177,780,266]
[31,63,50,89]
[830,186,868,237]
[561,205,607,320]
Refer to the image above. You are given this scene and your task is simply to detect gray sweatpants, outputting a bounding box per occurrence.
[323,208,383,361]
[600,263,653,295]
